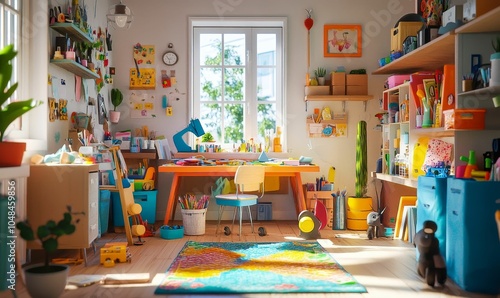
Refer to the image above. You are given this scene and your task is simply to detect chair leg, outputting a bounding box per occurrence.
[231,207,237,232]
[216,205,224,235]
[239,206,243,239]
[247,206,254,233]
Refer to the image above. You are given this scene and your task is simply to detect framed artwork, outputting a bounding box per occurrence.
[324,24,362,57]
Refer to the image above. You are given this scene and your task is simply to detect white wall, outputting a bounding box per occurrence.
[107,0,415,220]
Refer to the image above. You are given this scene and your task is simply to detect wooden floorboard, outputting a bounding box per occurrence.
[9,220,498,298]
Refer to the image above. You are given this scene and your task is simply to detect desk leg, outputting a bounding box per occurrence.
[163,174,180,225]
[290,173,306,215]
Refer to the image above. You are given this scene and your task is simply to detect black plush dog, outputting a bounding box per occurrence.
[414,220,447,287]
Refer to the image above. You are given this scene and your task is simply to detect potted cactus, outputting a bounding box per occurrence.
[0,44,43,166]
[110,88,123,123]
[347,120,372,231]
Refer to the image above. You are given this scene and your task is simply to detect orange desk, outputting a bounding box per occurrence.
[158,164,320,224]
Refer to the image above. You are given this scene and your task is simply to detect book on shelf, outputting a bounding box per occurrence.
[155,138,172,160]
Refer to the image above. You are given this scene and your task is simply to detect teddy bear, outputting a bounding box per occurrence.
[414,220,447,287]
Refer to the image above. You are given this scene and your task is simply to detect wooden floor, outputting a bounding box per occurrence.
[10,221,498,298]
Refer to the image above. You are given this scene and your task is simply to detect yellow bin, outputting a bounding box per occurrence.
[347,197,373,211]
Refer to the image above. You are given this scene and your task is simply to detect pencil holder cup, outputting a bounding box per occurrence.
[462,79,473,92]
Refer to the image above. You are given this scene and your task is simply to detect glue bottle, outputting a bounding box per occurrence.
[460,150,478,178]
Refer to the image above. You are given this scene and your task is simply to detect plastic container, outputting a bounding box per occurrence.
[446,178,500,294]
[160,225,184,239]
[443,109,486,130]
[181,209,207,235]
[112,190,157,226]
[416,177,447,260]
[99,190,111,235]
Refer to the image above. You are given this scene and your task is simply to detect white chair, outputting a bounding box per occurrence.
[215,165,265,238]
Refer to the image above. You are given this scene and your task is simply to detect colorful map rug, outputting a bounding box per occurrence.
[155,241,367,294]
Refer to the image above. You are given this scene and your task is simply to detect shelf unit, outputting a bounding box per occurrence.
[373,6,500,187]
[304,95,373,101]
[49,23,98,79]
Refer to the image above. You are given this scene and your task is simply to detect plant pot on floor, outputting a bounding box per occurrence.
[24,264,69,298]
[0,141,26,167]
[109,111,121,123]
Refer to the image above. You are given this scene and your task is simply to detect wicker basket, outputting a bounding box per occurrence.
[181,209,207,235]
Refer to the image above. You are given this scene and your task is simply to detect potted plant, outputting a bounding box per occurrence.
[110,88,123,123]
[0,44,43,167]
[16,206,83,298]
[346,120,372,231]
[490,36,500,87]
[314,67,327,86]
[201,132,215,142]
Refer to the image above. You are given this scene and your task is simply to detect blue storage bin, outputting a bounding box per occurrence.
[112,190,157,227]
[99,190,111,235]
[446,178,500,294]
[416,176,447,260]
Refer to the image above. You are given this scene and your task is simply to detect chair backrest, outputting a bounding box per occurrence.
[234,165,265,193]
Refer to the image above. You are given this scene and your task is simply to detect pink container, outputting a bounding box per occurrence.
[387,74,411,88]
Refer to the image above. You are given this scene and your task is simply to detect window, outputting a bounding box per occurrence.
[1,0,21,105]
[190,18,286,151]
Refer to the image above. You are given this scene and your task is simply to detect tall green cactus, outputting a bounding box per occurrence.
[355,120,367,197]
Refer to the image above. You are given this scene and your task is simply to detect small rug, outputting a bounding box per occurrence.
[155,241,367,294]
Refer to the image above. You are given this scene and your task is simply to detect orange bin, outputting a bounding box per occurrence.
[443,109,486,130]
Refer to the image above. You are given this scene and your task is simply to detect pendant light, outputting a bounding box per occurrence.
[107,1,133,29]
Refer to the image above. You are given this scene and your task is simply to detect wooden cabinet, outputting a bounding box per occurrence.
[374,7,500,187]
[27,164,99,250]
[304,190,333,228]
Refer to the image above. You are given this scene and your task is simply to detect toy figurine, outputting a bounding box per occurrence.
[367,207,386,240]
[414,220,447,287]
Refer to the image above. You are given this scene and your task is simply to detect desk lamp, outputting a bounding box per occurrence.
[173,118,205,152]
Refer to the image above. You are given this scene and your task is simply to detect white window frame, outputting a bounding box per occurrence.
[189,17,287,150]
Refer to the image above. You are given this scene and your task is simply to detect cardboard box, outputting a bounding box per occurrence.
[304,85,330,95]
[463,0,500,23]
[346,85,368,95]
[391,21,423,52]
[330,72,346,85]
[346,74,368,86]
[443,5,463,27]
[331,85,346,95]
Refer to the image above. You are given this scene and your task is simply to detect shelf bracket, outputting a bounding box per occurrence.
[363,101,367,112]
[305,99,308,112]
[342,101,346,112]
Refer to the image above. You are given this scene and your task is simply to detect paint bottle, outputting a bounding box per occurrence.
[460,150,478,178]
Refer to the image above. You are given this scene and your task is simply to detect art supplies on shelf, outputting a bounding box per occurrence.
[178,194,210,209]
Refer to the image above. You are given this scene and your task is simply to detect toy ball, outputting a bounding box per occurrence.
[299,216,314,233]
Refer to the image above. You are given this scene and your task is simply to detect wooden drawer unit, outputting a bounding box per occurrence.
[27,164,99,250]
[304,190,334,228]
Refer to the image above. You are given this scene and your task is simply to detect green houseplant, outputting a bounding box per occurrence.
[314,67,327,86]
[347,120,372,231]
[110,88,124,123]
[0,45,42,166]
[16,206,83,298]
[201,132,215,142]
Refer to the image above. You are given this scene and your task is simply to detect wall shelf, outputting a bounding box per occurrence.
[304,94,373,101]
[50,59,99,79]
[50,23,93,43]
[372,32,455,75]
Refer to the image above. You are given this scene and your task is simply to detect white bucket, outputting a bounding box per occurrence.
[181,209,207,235]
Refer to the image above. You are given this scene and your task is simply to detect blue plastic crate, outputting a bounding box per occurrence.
[416,176,447,260]
[112,190,157,226]
[160,225,184,239]
[446,178,500,294]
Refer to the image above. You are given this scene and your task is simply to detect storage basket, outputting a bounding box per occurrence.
[181,209,207,235]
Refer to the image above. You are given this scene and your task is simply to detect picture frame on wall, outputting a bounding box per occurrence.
[324,24,362,57]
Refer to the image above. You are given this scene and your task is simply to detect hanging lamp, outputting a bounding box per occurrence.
[107,1,133,29]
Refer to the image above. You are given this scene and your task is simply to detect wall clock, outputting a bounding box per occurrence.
[162,51,178,66]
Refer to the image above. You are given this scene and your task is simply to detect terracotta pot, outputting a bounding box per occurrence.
[0,141,26,167]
